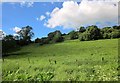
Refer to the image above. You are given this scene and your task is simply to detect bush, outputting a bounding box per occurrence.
[39,37,49,45]
[79,26,86,33]
[86,25,101,40]
[18,39,31,46]
[68,31,78,40]
[79,32,91,41]
[48,32,55,41]
[2,39,20,56]
[111,31,120,38]
[35,38,41,43]
[52,35,64,43]
[52,31,64,43]
[103,33,111,39]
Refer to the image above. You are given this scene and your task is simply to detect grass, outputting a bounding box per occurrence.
[2,39,119,81]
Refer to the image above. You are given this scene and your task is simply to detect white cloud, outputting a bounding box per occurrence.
[37,15,46,21]
[13,33,19,36]
[13,27,21,33]
[45,0,118,29]
[40,15,46,21]
[45,12,50,16]
[20,1,34,7]
[36,17,39,21]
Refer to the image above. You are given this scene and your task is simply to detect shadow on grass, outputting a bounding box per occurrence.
[11,52,32,55]
[3,52,32,57]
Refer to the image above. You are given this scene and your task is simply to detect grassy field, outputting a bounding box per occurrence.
[2,39,119,81]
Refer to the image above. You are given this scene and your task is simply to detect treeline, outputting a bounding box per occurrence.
[35,25,120,45]
[2,26,34,56]
[79,25,120,41]
[35,30,64,45]
[2,25,120,56]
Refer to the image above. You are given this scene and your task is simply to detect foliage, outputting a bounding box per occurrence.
[79,25,120,41]
[48,31,56,41]
[86,25,101,40]
[111,30,120,38]
[34,38,41,43]
[17,26,34,45]
[2,35,20,56]
[79,26,86,33]
[79,32,91,41]
[68,31,78,40]
[113,25,120,30]
[39,37,50,45]
[52,30,64,43]
[39,30,64,45]
[103,33,111,39]
[3,69,54,81]
[79,25,101,41]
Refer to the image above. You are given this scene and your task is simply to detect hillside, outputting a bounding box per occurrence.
[2,39,119,81]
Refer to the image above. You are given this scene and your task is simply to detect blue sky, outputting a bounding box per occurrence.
[2,1,118,40]
[2,2,73,40]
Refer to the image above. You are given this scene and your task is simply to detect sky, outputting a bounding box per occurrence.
[2,0,119,40]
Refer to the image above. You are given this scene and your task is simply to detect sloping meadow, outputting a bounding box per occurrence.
[2,39,119,81]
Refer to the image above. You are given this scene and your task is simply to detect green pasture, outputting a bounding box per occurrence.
[2,39,119,81]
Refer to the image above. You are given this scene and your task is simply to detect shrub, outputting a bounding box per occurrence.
[39,37,49,45]
[79,26,86,33]
[2,39,20,56]
[48,32,55,41]
[52,31,64,43]
[35,38,41,43]
[79,32,91,41]
[111,31,120,38]
[86,25,101,40]
[52,35,64,43]
[68,31,78,40]
[103,33,111,39]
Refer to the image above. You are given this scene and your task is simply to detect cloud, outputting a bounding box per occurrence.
[13,33,19,36]
[13,27,21,33]
[45,0,118,29]
[20,1,34,7]
[40,15,46,21]
[37,15,46,21]
[45,12,50,16]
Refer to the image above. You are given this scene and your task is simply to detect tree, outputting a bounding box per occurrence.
[48,32,56,41]
[79,32,91,41]
[2,35,20,56]
[111,30,120,38]
[79,26,86,33]
[17,26,34,45]
[39,37,49,45]
[52,30,64,43]
[101,27,112,34]
[35,38,41,43]
[103,33,111,39]
[113,25,120,30]
[68,31,78,40]
[86,25,101,40]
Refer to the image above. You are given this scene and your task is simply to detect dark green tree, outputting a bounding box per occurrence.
[86,25,101,40]
[111,30,120,38]
[52,30,64,43]
[2,35,20,56]
[17,26,34,45]
[68,31,78,40]
[35,38,41,43]
[79,32,91,41]
[48,32,56,41]
[79,26,86,33]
